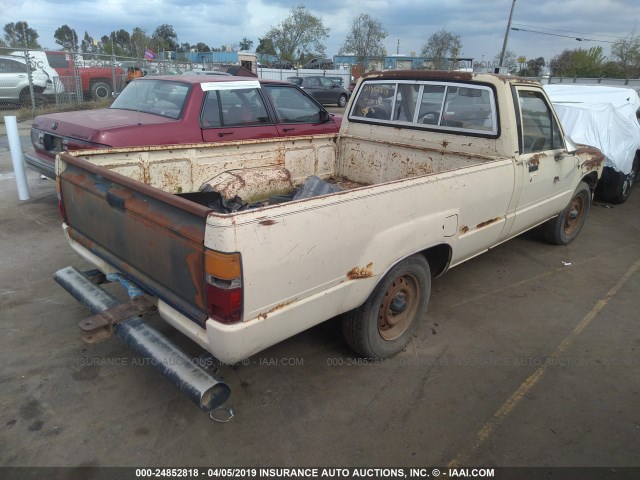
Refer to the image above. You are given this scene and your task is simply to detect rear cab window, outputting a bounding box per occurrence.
[349,79,498,136]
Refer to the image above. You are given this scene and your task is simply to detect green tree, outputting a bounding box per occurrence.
[131,27,151,59]
[195,42,210,52]
[80,31,94,54]
[338,13,387,69]
[239,37,253,51]
[264,5,329,63]
[4,21,41,48]
[550,47,605,77]
[54,25,79,51]
[611,31,640,78]
[421,29,462,69]
[256,37,276,55]
[525,57,545,76]
[110,29,131,55]
[152,24,178,52]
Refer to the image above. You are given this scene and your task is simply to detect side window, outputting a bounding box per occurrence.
[518,90,564,153]
[201,92,221,127]
[264,85,322,123]
[0,59,24,73]
[319,77,334,88]
[45,53,69,69]
[219,88,270,126]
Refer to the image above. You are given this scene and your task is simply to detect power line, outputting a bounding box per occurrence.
[510,27,616,43]
[511,23,628,40]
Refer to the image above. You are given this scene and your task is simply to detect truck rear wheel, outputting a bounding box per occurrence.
[542,181,591,245]
[90,81,112,101]
[342,255,431,358]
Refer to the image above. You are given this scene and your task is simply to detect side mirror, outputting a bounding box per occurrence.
[565,135,578,155]
[319,110,330,123]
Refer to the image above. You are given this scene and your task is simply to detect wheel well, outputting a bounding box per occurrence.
[418,243,452,278]
[581,172,599,192]
[90,78,112,87]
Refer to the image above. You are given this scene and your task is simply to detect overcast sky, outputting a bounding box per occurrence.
[2,0,638,64]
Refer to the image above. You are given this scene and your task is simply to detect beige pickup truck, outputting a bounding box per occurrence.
[54,71,603,412]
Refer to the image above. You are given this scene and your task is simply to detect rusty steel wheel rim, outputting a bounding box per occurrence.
[564,194,585,236]
[378,274,420,341]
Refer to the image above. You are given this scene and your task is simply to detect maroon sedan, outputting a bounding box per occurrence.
[27,75,342,178]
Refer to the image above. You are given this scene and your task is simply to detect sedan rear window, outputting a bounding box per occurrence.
[111,80,189,119]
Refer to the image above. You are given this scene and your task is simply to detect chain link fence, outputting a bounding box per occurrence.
[1,47,203,118]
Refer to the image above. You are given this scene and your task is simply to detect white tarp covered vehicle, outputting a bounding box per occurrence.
[545,84,640,203]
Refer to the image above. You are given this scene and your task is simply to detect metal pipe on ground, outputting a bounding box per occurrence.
[54,266,231,412]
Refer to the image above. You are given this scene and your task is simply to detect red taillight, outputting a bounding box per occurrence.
[62,138,107,151]
[205,250,243,324]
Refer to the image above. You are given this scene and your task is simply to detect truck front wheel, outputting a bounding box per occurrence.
[542,181,591,245]
[342,255,431,358]
[90,81,112,101]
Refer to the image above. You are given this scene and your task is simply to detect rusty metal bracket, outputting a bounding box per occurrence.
[79,296,156,344]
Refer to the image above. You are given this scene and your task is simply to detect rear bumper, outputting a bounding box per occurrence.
[24,151,55,179]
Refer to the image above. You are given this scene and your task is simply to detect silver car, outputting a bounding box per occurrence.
[0,55,53,105]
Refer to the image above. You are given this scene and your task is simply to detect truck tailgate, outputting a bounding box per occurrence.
[58,153,211,325]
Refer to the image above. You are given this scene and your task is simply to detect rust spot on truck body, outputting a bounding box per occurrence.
[576,145,605,170]
[528,152,547,166]
[477,217,502,229]
[347,262,374,279]
[459,225,469,234]
[256,298,298,320]
[258,219,277,226]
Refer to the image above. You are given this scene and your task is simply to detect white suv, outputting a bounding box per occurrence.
[0,55,53,106]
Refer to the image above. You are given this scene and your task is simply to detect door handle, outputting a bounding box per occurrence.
[282,128,296,132]
[218,132,234,137]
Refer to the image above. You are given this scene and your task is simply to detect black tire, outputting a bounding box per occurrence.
[90,81,112,101]
[338,94,347,108]
[18,88,33,108]
[342,255,431,358]
[542,181,591,245]
[609,155,639,204]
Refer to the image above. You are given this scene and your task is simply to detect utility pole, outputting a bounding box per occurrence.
[499,0,516,68]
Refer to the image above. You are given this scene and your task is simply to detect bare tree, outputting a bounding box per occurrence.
[611,31,640,78]
[264,5,329,63]
[494,49,517,73]
[421,29,462,69]
[338,13,387,69]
